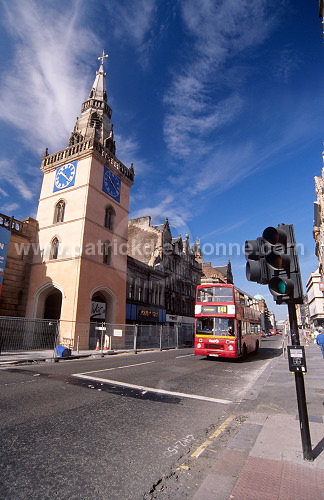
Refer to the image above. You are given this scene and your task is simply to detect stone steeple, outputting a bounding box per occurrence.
[68,50,116,154]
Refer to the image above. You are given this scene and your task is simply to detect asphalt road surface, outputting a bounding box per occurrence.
[0,336,282,499]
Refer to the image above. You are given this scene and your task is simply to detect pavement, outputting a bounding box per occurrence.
[1,340,323,500]
[0,347,122,364]
[192,340,324,500]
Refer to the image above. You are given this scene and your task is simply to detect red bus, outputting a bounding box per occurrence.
[194,283,261,359]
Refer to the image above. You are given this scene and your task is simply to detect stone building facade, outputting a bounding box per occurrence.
[200,260,233,285]
[0,215,38,317]
[313,160,324,280]
[306,268,324,328]
[126,216,202,326]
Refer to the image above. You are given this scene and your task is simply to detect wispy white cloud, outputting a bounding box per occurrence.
[201,220,248,240]
[273,47,302,83]
[130,192,193,232]
[163,0,280,159]
[164,92,243,157]
[0,159,34,200]
[0,0,99,155]
[0,202,20,214]
[105,0,157,46]
[104,0,158,68]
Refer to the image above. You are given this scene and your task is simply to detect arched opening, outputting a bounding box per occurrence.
[104,205,115,231]
[89,287,116,349]
[34,283,64,320]
[90,292,107,322]
[50,237,60,260]
[54,200,65,224]
[103,240,111,265]
[44,291,62,320]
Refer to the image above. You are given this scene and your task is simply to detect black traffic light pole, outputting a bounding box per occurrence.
[287,301,313,461]
[245,224,313,461]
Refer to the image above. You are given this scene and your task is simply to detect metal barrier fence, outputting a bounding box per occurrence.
[0,317,59,352]
[0,316,194,355]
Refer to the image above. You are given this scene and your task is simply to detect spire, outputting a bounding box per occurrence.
[69,50,116,154]
[89,50,108,101]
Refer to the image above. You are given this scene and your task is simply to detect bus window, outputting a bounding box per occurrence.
[197,286,233,303]
[196,317,235,336]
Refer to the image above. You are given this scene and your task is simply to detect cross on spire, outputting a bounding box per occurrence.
[98,50,108,66]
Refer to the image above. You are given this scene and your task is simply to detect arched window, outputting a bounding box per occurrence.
[103,241,111,265]
[50,237,60,260]
[104,206,115,231]
[54,200,65,223]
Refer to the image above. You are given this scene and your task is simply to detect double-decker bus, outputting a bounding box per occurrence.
[194,283,261,359]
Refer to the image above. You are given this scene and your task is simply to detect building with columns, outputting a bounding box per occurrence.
[24,53,134,348]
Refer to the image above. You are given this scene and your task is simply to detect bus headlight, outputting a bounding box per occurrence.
[197,343,201,348]
[228,345,234,350]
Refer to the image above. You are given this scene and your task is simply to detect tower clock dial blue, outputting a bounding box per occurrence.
[53,161,77,192]
[102,166,121,202]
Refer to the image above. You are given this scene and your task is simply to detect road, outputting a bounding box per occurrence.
[0,336,282,499]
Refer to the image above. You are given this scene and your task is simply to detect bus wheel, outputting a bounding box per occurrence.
[255,340,259,353]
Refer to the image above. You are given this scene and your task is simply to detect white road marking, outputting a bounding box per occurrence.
[235,358,273,401]
[72,373,234,404]
[77,360,156,375]
[175,354,195,359]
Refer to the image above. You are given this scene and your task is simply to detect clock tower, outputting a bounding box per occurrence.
[26,52,134,349]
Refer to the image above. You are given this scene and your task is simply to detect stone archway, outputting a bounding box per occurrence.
[44,291,62,320]
[89,286,117,349]
[34,282,64,320]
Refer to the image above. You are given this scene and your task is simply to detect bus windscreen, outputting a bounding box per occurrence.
[196,317,235,336]
[197,286,233,303]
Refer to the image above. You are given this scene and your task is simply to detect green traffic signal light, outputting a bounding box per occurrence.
[277,280,287,294]
[245,224,303,305]
[269,276,293,297]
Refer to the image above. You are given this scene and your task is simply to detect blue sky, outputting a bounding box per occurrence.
[0,0,323,321]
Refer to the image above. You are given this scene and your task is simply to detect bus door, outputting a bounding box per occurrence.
[237,320,242,354]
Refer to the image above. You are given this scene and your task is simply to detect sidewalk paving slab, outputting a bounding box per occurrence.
[193,343,324,500]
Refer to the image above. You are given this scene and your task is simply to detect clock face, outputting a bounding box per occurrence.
[102,166,121,202]
[53,161,77,192]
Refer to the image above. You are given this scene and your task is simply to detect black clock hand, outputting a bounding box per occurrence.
[61,172,70,181]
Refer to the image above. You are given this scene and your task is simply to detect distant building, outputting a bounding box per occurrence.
[126,216,202,326]
[313,161,324,280]
[254,293,273,331]
[200,260,233,285]
[310,150,324,328]
[306,268,324,329]
[0,215,38,317]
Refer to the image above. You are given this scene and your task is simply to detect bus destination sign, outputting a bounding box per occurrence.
[202,305,227,314]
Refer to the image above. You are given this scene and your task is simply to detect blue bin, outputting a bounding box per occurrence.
[55,345,72,358]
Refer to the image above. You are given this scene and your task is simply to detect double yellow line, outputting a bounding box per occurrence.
[177,415,234,470]
[191,415,234,459]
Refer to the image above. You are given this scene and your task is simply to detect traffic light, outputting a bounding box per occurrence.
[245,224,303,304]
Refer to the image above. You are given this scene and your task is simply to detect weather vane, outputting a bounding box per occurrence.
[98,50,108,65]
